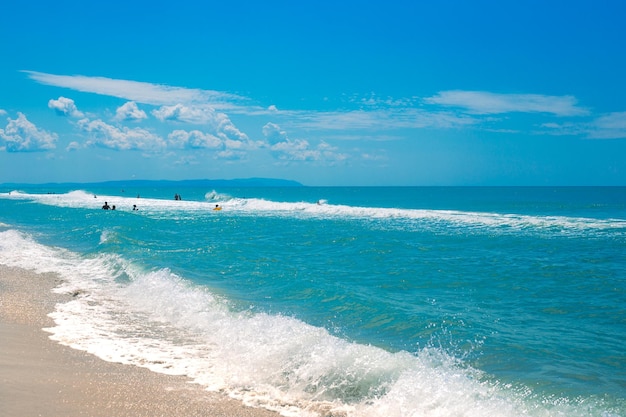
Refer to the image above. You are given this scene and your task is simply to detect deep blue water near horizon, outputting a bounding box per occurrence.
[1,184,625,417]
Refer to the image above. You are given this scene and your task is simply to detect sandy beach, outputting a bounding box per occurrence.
[0,265,281,417]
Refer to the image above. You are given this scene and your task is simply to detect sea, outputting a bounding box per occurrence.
[0,183,624,417]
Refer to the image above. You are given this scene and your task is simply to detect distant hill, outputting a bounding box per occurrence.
[98,178,304,187]
[1,178,303,188]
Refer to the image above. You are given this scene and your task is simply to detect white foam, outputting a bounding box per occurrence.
[205,189,233,201]
[222,197,626,236]
[2,190,624,235]
[1,229,619,417]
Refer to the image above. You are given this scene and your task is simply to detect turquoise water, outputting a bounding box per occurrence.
[1,184,625,416]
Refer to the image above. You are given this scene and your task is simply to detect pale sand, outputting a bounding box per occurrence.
[0,265,282,417]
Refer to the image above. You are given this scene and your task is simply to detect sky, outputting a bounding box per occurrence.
[1,0,625,186]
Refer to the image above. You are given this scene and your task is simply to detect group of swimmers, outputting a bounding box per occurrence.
[101,202,139,211]
[99,194,221,211]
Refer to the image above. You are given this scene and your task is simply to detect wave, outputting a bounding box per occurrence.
[204,189,233,202]
[0,229,622,417]
[225,197,626,234]
[2,190,623,237]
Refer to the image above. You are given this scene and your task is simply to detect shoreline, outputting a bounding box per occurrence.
[0,265,281,417]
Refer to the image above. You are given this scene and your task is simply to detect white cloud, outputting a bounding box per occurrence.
[262,122,347,162]
[361,152,388,161]
[539,122,583,137]
[28,70,609,151]
[48,96,84,117]
[152,104,217,124]
[218,118,249,142]
[25,71,475,140]
[0,109,7,116]
[425,90,589,116]
[25,71,247,110]
[66,141,81,151]
[355,93,417,108]
[588,111,626,139]
[152,103,201,122]
[262,122,289,145]
[541,111,626,139]
[0,112,58,152]
[271,138,320,161]
[115,101,147,121]
[316,141,348,162]
[216,149,246,160]
[78,118,165,151]
[167,129,222,149]
[283,108,477,132]
[153,104,249,142]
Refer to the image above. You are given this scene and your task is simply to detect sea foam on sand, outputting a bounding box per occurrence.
[0,265,281,417]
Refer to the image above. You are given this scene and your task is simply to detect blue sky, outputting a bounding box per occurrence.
[1,0,625,186]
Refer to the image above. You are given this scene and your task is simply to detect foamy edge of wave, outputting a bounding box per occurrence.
[2,190,624,234]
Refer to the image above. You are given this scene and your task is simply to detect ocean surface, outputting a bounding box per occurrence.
[0,183,624,417]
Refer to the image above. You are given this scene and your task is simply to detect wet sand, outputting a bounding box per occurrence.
[0,265,281,417]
